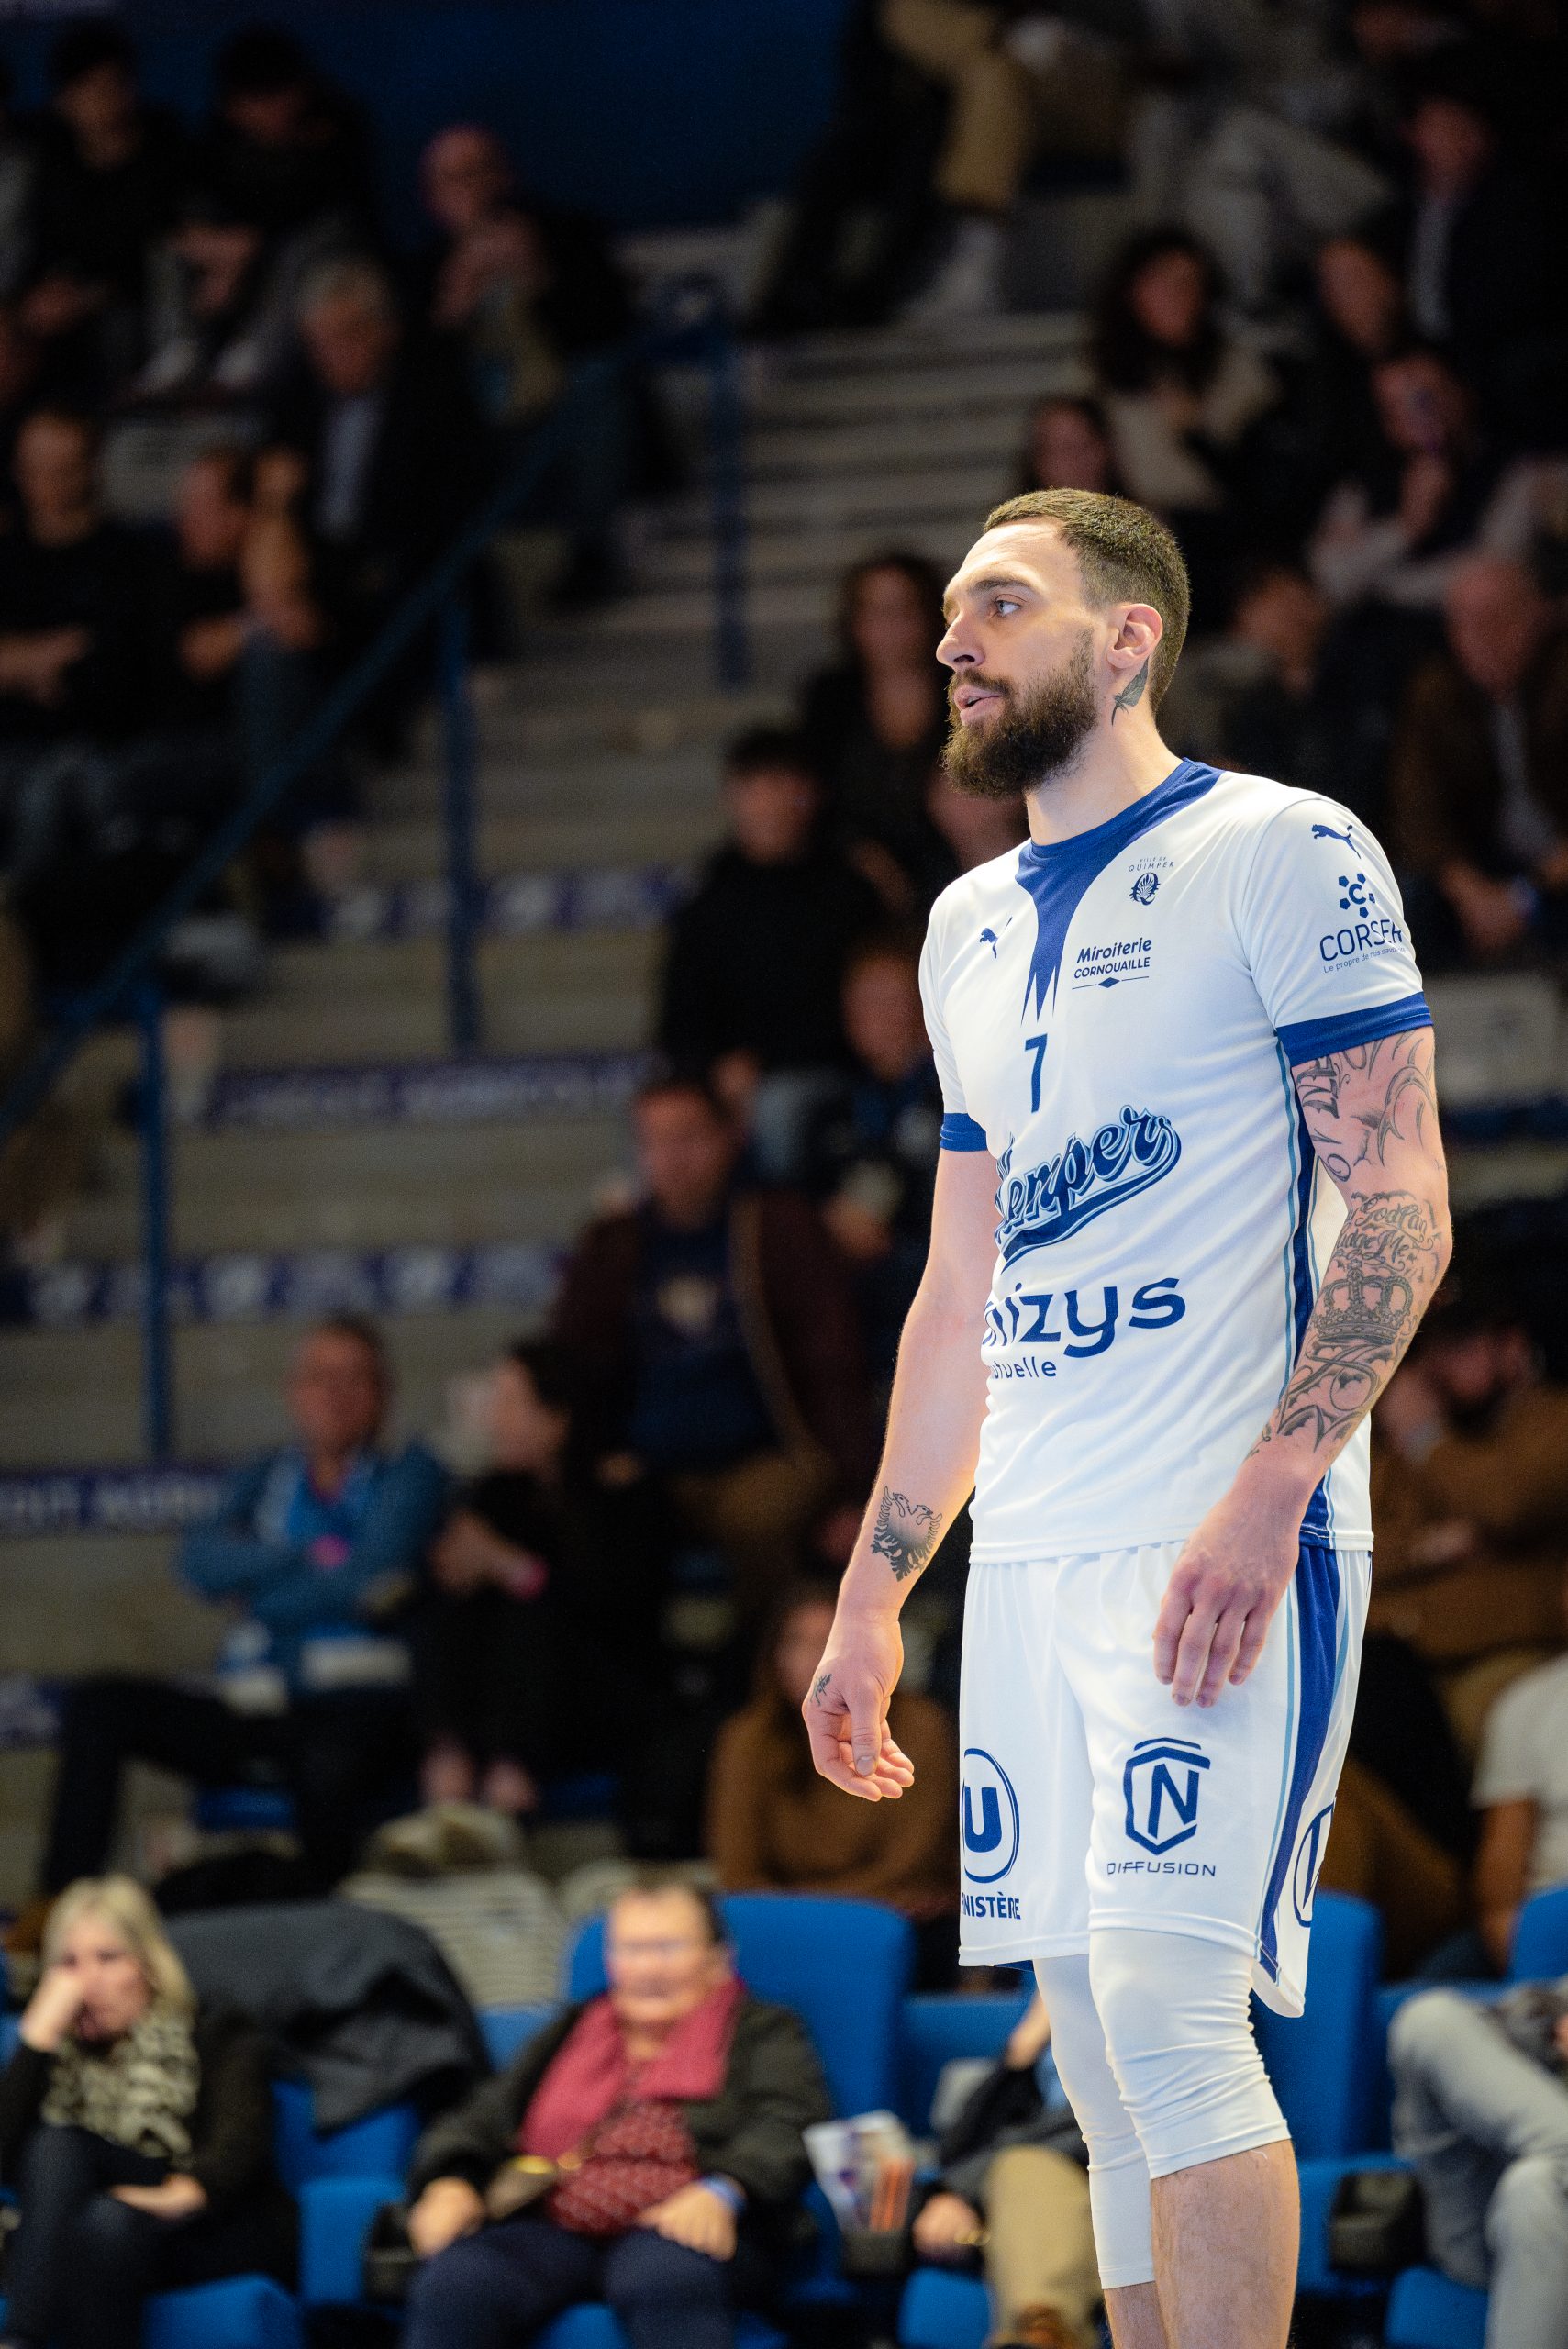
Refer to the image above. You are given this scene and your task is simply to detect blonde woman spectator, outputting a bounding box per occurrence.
[0,1877,295,2349]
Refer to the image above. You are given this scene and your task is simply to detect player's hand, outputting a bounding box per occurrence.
[1153,1486,1299,1708]
[803,1609,916,1801]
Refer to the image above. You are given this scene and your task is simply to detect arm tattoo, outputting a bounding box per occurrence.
[1110,660,1150,722]
[869,1486,940,1584]
[1261,1189,1444,1452]
[1254,1029,1447,1463]
[811,1670,832,1705]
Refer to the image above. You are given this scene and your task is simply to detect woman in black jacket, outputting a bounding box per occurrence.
[0,1876,295,2349]
[402,1877,830,2349]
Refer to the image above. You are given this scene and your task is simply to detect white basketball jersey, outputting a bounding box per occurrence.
[919,759,1429,1561]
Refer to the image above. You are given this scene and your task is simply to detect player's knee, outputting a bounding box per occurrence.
[1089,1929,1284,2178]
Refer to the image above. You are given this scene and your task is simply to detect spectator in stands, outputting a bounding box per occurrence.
[748,0,949,336]
[1240,234,1408,553]
[800,559,952,912]
[912,1991,1099,2349]
[1470,1564,1568,1972]
[1371,1286,1568,1759]
[403,1876,829,2349]
[145,448,252,737]
[1389,553,1568,968]
[268,257,490,742]
[0,1876,295,2349]
[194,28,375,256]
[551,1074,875,1615]
[0,407,146,759]
[133,191,289,407]
[656,728,884,1088]
[1218,562,1396,829]
[417,1338,654,1821]
[1018,395,1125,499]
[1089,232,1280,624]
[1390,61,1565,438]
[1391,1976,1568,2342]
[783,935,942,1386]
[0,406,159,978]
[20,25,189,401]
[37,1316,449,1899]
[707,1580,958,1984]
[1308,345,1551,615]
[417,124,633,606]
[877,0,1131,323]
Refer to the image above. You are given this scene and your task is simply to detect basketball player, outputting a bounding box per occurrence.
[804,489,1450,2348]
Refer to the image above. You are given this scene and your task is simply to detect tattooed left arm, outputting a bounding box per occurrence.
[1154,1026,1450,1708]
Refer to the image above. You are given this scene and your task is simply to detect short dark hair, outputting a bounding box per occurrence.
[217,28,310,99]
[308,1313,390,1383]
[503,1338,578,1418]
[634,1069,734,1126]
[982,487,1191,708]
[615,1873,728,1945]
[723,726,819,787]
[51,24,137,92]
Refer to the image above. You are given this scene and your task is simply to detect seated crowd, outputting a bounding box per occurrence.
[0,17,640,1116]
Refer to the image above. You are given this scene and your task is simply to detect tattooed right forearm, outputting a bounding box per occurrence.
[869,1486,940,1583]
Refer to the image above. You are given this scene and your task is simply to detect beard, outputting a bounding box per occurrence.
[942,631,1098,802]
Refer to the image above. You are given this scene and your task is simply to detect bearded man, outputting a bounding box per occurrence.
[803,488,1451,2349]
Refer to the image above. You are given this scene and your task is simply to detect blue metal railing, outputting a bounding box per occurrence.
[0,286,750,1458]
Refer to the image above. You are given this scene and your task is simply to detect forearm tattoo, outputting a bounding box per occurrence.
[869,1486,940,1584]
[1255,1030,1446,1462]
[1110,660,1150,722]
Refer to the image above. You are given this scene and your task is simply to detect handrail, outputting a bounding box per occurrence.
[0,288,746,1149]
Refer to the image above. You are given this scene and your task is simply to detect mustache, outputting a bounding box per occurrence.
[946,673,1012,711]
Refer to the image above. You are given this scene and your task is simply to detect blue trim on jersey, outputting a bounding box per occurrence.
[1288,1095,1331,1542]
[1259,1540,1341,1984]
[1014,758,1221,1022]
[1277,991,1431,1067]
[940,1111,989,1152]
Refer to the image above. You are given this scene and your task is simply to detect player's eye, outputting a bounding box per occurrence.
[992,597,1021,618]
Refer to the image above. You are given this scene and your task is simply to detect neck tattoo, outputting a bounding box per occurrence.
[1110,661,1150,723]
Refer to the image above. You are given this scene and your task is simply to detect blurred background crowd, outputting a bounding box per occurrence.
[0,2,1567,2342]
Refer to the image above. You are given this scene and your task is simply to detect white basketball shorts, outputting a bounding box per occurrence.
[957,1538,1370,2016]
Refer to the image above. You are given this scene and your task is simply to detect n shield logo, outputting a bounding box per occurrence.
[962,1747,1020,1884]
[1123,1738,1209,1855]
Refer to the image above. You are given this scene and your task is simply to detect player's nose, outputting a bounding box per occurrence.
[937,618,979,670]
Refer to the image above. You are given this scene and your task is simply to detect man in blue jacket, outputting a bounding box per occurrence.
[39,1315,449,1895]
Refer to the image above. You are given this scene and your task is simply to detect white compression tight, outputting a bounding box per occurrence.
[1036,1932,1289,2291]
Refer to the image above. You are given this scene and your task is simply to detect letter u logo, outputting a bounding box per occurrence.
[962,1786,1002,1854]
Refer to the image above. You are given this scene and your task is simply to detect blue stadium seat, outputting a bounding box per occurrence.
[535,2315,785,2349]
[271,2077,419,2193]
[144,2278,305,2349]
[482,2002,561,2068]
[280,2081,419,2310]
[896,1991,1031,2135]
[565,1892,915,2118]
[1385,2266,1489,2347]
[0,2278,303,2349]
[899,2266,993,2349]
[1508,1884,1568,1980]
[194,1786,298,1836]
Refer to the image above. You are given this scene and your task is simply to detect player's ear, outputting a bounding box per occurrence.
[1108,603,1162,679]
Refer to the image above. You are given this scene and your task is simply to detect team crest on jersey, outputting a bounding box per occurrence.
[995,1106,1181,1264]
[1129,870,1160,906]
